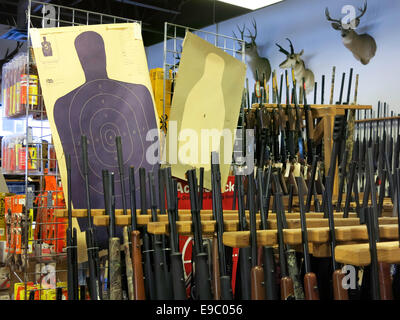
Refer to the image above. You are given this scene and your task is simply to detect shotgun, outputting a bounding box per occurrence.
[81,135,102,300]
[148,171,171,300]
[139,168,155,300]
[235,174,251,300]
[115,136,134,300]
[187,169,213,300]
[211,152,233,300]
[104,171,122,300]
[162,167,186,300]
[66,154,79,300]
[329,66,336,105]
[303,78,315,166]
[305,155,318,213]
[272,173,295,300]
[335,72,345,105]
[257,167,278,300]
[365,153,381,300]
[248,173,265,300]
[128,167,146,300]
[324,175,349,300]
[296,176,319,300]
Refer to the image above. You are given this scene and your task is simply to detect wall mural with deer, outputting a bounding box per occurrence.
[146,0,399,108]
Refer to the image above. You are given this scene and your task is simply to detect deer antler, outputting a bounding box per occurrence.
[325,7,341,24]
[276,43,289,56]
[233,24,246,41]
[245,18,257,43]
[286,38,294,54]
[356,0,367,20]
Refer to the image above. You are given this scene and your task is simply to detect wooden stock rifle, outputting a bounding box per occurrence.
[187,169,213,300]
[296,176,319,300]
[66,154,79,300]
[81,135,102,300]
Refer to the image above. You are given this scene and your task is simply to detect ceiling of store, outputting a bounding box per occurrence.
[0,0,251,46]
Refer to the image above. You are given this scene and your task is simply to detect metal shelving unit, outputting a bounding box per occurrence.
[1,0,140,300]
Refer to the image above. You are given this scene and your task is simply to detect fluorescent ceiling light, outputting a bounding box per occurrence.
[217,0,283,10]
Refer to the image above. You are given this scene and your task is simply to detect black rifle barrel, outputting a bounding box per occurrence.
[296,176,311,274]
[164,167,186,300]
[115,136,127,215]
[80,135,102,300]
[211,152,233,300]
[129,167,137,230]
[66,154,78,300]
[305,156,318,212]
[187,169,213,300]
[139,168,147,215]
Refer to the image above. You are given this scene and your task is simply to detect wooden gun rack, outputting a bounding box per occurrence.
[56,202,398,266]
[250,103,372,195]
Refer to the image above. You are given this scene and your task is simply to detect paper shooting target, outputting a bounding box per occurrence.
[53,31,159,240]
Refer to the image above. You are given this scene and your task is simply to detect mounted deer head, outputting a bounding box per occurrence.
[233,18,271,82]
[276,39,315,94]
[325,0,377,65]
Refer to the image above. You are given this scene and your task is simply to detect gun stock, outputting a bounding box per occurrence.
[131,230,146,300]
[251,266,266,300]
[304,272,319,300]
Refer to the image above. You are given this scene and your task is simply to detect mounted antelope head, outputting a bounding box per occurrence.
[233,18,271,82]
[276,39,315,94]
[325,0,377,65]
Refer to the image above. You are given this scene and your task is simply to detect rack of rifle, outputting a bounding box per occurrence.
[243,67,372,196]
[60,126,400,299]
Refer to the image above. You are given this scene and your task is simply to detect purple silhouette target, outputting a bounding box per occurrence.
[53,31,159,235]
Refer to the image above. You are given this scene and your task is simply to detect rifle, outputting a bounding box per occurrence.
[329,66,336,105]
[148,171,171,300]
[139,168,155,299]
[313,81,317,105]
[199,167,204,210]
[104,171,122,300]
[303,78,315,165]
[257,167,278,300]
[335,72,345,105]
[343,68,353,105]
[187,169,213,300]
[389,111,394,179]
[296,176,319,300]
[115,136,133,300]
[285,70,296,162]
[394,116,400,174]
[324,176,349,300]
[66,154,79,300]
[211,152,233,300]
[291,69,305,161]
[359,110,367,191]
[247,172,265,300]
[163,167,186,299]
[81,135,102,300]
[343,161,358,218]
[235,174,251,300]
[128,167,146,300]
[305,155,318,212]
[272,173,295,300]
[322,115,349,298]
[365,149,381,300]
